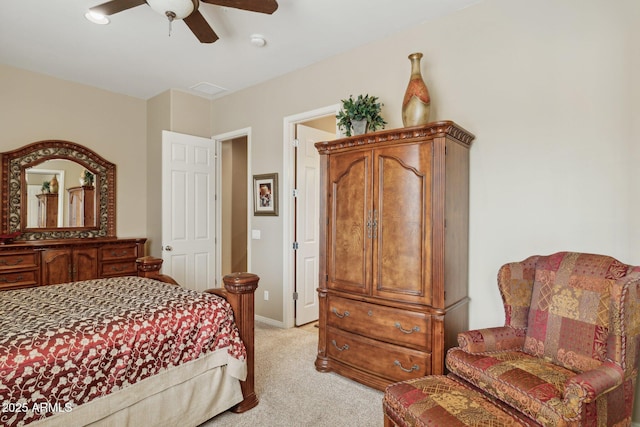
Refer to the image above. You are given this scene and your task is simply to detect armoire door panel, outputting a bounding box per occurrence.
[328,151,372,294]
[373,144,432,304]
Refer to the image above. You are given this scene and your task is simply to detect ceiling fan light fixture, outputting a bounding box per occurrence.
[85,11,110,25]
[147,0,197,20]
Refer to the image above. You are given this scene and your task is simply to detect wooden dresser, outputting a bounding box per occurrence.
[314,122,475,390]
[0,238,146,290]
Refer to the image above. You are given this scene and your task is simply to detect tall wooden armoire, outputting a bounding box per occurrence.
[36,193,58,228]
[68,185,95,227]
[314,122,475,390]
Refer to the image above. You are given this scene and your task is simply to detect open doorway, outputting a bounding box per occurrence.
[220,136,248,275]
[213,128,252,283]
[283,105,339,328]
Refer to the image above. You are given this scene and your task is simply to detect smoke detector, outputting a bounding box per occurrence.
[250,34,266,47]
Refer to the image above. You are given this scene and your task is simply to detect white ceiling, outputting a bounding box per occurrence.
[0,0,480,100]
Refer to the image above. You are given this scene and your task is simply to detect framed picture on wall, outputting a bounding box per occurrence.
[253,173,278,216]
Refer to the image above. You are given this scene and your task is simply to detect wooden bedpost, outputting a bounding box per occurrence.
[136,257,259,412]
[209,272,259,413]
[135,256,179,285]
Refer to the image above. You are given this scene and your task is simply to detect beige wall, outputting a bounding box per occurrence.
[631,3,640,260]
[0,64,147,240]
[210,0,638,329]
[146,91,171,256]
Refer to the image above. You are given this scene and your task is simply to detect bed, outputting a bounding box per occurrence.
[0,256,258,427]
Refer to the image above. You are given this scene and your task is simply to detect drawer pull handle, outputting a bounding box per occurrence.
[395,322,420,334]
[0,257,23,266]
[331,308,350,319]
[331,340,349,352]
[110,266,125,272]
[0,275,23,283]
[110,250,129,257]
[394,360,419,373]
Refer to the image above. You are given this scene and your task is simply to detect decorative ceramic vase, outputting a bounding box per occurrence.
[402,52,431,127]
[50,175,59,194]
[351,119,368,136]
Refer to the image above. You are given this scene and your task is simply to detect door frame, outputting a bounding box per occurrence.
[282,105,339,328]
[212,127,253,285]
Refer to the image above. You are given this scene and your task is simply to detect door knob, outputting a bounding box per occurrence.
[164,245,173,251]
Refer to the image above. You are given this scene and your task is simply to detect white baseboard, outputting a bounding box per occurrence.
[255,314,285,328]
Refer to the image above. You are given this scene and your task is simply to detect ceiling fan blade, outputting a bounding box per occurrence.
[184,10,219,43]
[89,0,147,16]
[201,0,278,14]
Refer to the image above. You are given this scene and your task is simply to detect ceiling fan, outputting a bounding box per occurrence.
[89,0,279,43]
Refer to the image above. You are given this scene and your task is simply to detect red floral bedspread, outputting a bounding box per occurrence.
[0,277,246,427]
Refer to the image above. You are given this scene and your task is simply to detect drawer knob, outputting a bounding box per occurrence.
[331,339,349,352]
[394,322,420,334]
[331,308,350,319]
[394,360,420,373]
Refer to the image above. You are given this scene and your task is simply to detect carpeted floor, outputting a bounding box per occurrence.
[202,322,383,426]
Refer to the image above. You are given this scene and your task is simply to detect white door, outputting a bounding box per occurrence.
[162,130,217,292]
[295,125,335,325]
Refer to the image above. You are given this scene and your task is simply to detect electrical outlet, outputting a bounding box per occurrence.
[264,290,269,301]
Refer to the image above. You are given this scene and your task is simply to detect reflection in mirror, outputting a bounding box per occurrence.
[25,160,97,229]
[1,140,116,240]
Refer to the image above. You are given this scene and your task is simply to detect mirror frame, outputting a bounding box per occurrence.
[1,140,116,240]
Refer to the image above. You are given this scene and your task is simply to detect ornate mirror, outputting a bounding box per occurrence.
[1,140,116,240]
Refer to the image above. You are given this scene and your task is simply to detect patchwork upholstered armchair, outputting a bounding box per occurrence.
[446,252,640,426]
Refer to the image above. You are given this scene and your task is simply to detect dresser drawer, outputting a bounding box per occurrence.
[100,261,137,277]
[0,270,39,290]
[0,251,39,272]
[327,327,431,382]
[100,245,139,261]
[327,295,431,351]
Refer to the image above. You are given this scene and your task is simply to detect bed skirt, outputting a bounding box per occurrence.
[28,348,245,427]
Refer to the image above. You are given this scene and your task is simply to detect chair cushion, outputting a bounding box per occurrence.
[523,252,626,372]
[383,375,536,426]
[446,347,635,426]
[446,348,578,425]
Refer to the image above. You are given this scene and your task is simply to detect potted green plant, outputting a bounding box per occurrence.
[81,170,95,186]
[41,181,50,193]
[336,94,387,137]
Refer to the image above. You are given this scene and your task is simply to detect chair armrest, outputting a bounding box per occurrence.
[457,326,526,353]
[564,361,624,406]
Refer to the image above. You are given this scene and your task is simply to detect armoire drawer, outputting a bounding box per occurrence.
[327,295,431,351]
[327,327,431,382]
